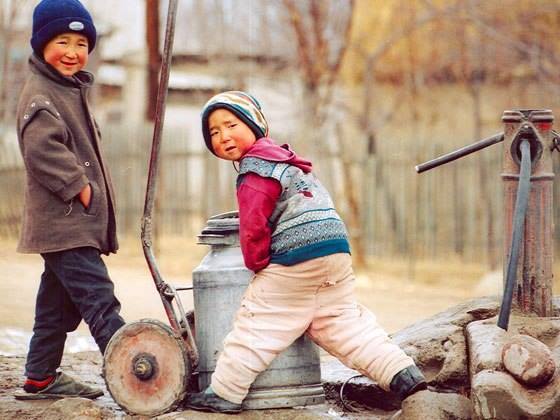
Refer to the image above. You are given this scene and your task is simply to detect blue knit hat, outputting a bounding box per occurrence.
[201,91,269,154]
[31,0,97,56]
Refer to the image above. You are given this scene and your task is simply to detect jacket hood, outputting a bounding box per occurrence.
[243,137,312,173]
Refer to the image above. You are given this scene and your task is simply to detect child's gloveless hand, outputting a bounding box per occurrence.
[79,184,92,209]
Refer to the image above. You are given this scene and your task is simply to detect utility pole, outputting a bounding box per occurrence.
[145,0,162,253]
[146,0,160,122]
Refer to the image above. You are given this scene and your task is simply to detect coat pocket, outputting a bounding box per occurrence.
[83,181,100,217]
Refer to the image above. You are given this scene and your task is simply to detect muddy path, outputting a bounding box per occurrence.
[1,351,399,419]
[0,238,496,419]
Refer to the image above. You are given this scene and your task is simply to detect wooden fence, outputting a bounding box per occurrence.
[2,122,560,267]
[0,138,24,238]
[92,122,238,238]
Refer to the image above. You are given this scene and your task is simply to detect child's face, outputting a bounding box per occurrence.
[209,108,257,161]
[43,33,89,77]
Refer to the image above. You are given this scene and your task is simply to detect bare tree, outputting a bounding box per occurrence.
[350,0,560,265]
[281,0,354,143]
[457,0,497,267]
[465,1,560,95]
[280,0,367,263]
[351,1,462,264]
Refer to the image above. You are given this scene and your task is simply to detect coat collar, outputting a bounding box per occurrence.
[29,53,94,89]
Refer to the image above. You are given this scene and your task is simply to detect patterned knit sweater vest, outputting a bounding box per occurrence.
[238,157,350,266]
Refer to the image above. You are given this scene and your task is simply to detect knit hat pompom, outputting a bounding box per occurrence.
[201,91,269,154]
[31,0,97,55]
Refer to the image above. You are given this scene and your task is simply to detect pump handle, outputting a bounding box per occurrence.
[415,133,504,173]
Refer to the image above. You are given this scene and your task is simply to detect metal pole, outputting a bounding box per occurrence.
[501,109,554,317]
[497,139,531,330]
[146,0,161,122]
[141,0,179,331]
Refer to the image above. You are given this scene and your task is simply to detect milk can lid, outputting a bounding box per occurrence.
[198,211,239,245]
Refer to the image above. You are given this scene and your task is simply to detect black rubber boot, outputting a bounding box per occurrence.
[389,365,427,400]
[185,386,242,414]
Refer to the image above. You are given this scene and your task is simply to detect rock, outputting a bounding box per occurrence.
[321,297,500,412]
[469,316,560,419]
[466,317,508,376]
[391,296,499,392]
[467,315,560,379]
[41,398,110,420]
[321,364,401,411]
[391,390,472,420]
[471,370,560,420]
[502,334,556,387]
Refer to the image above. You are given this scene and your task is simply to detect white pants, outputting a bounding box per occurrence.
[211,253,415,404]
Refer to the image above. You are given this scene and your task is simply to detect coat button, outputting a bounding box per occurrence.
[23,114,29,120]
[84,161,90,166]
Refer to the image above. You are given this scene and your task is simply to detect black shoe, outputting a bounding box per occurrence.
[389,365,427,400]
[185,386,242,414]
[14,372,104,400]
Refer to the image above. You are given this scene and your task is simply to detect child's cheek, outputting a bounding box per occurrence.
[44,49,64,66]
[78,52,88,68]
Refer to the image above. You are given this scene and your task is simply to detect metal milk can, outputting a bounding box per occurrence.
[192,211,325,409]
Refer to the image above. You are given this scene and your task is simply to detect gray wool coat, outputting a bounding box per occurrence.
[16,54,118,254]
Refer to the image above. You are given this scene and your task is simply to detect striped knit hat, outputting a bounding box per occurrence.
[201,91,269,154]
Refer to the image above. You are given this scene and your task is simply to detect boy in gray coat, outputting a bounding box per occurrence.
[14,0,125,400]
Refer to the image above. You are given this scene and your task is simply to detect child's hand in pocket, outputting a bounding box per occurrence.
[79,184,92,208]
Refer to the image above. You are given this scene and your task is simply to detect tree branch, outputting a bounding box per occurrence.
[362,1,462,134]
[282,0,315,89]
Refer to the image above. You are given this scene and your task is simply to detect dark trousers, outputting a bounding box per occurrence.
[25,247,125,379]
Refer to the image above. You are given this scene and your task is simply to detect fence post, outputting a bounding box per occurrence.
[501,109,554,317]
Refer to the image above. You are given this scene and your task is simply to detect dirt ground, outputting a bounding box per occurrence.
[0,236,506,419]
[0,237,496,335]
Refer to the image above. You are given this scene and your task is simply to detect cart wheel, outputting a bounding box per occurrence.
[103,319,191,416]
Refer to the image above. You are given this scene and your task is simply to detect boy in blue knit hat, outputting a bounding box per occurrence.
[14,0,125,400]
[186,91,427,414]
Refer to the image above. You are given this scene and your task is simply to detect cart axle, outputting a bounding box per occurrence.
[132,353,157,380]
